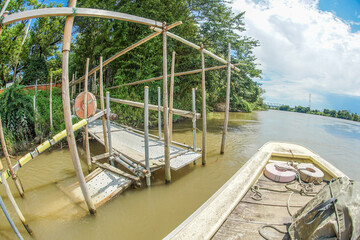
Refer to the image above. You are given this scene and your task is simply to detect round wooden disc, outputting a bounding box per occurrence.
[74,92,97,119]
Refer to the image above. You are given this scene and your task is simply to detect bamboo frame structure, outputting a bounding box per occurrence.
[61,0,96,214]
[71,21,182,87]
[84,58,92,172]
[163,22,171,183]
[201,45,207,165]
[169,51,176,141]
[220,43,232,154]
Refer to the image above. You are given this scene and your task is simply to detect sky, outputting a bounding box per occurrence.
[231,0,360,113]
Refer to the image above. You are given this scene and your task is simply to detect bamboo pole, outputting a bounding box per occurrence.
[71,74,75,99]
[50,72,53,131]
[0,117,24,196]
[201,44,207,165]
[144,86,151,186]
[33,79,38,130]
[84,58,92,172]
[61,0,95,214]
[158,87,162,140]
[220,43,232,154]
[93,71,97,94]
[192,88,197,163]
[99,56,109,152]
[169,51,175,142]
[0,11,9,36]
[0,0,10,17]
[106,92,113,166]
[162,22,171,183]
[0,172,32,235]
[107,64,243,90]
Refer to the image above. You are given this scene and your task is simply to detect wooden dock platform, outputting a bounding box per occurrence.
[88,120,201,171]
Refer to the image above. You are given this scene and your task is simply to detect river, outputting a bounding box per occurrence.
[0,110,359,239]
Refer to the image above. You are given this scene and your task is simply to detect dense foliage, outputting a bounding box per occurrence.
[276,105,359,122]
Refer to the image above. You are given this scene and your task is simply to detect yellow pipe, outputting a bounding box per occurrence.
[1,119,87,183]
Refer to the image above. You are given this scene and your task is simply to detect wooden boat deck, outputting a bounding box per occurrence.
[212,175,326,239]
[88,120,201,171]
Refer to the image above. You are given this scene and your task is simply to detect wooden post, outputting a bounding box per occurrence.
[84,58,92,172]
[201,44,207,165]
[93,71,97,94]
[169,51,175,142]
[144,86,151,186]
[50,72,53,131]
[0,117,24,196]
[99,56,109,152]
[157,87,162,140]
[106,92,113,166]
[61,0,96,214]
[220,43,232,154]
[192,88,197,163]
[162,22,171,183]
[0,171,32,235]
[71,74,75,99]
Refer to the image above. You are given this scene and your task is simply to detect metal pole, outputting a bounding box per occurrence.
[192,88,197,165]
[157,87,162,140]
[201,44,207,165]
[144,86,151,186]
[0,194,23,240]
[106,91,113,166]
[220,43,232,154]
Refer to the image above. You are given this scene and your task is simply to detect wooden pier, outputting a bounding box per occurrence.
[88,120,201,171]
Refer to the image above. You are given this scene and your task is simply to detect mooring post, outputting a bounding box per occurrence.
[162,22,171,183]
[84,58,92,172]
[0,170,32,235]
[61,0,96,214]
[100,56,109,152]
[0,117,24,197]
[50,72,53,131]
[106,91,114,166]
[220,43,232,154]
[144,86,151,186]
[192,88,197,164]
[201,44,207,165]
[157,87,162,140]
[169,51,176,142]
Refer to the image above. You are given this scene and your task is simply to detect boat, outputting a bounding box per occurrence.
[164,141,347,239]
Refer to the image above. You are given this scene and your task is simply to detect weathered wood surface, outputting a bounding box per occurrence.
[88,120,201,171]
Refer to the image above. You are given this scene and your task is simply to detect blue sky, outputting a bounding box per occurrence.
[232,0,360,113]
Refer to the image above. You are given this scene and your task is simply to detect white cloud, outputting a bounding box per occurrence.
[232,0,360,108]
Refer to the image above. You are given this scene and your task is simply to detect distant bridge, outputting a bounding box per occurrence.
[264,102,285,108]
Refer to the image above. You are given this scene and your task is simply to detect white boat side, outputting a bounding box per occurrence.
[164,141,346,240]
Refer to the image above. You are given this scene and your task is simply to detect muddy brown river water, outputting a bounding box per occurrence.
[0,110,359,239]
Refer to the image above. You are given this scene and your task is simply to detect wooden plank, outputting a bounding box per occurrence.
[91,152,110,162]
[92,162,139,181]
[3,7,163,27]
[213,220,287,240]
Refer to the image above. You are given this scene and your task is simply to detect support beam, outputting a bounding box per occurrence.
[71,21,181,87]
[201,44,207,166]
[61,0,95,215]
[99,56,109,152]
[84,58,92,172]
[220,43,232,154]
[151,27,240,72]
[163,22,171,183]
[2,7,164,27]
[144,86,151,186]
[0,117,24,196]
[169,51,175,142]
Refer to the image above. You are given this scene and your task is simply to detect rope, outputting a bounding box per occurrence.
[329,179,341,240]
[72,8,77,16]
[258,225,288,240]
